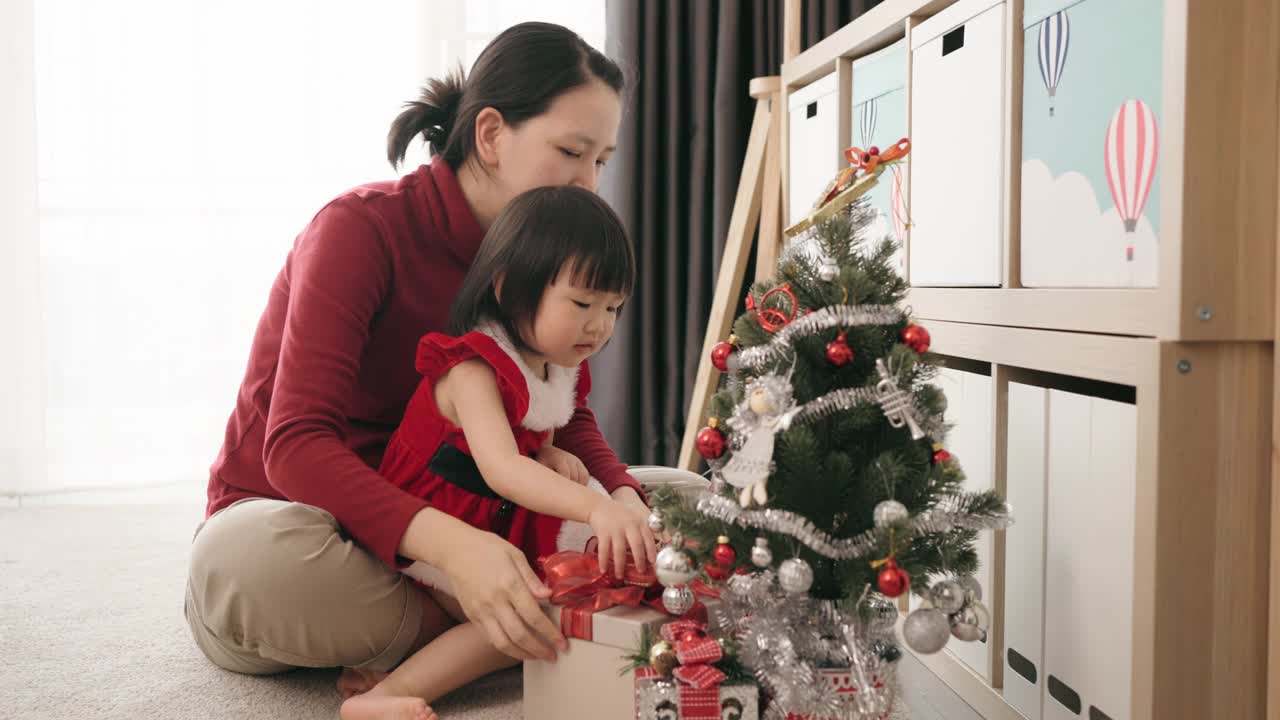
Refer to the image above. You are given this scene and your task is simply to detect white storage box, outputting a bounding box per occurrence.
[788,74,840,225]
[908,0,1006,287]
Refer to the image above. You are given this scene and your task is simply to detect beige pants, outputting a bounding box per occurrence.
[185,498,427,675]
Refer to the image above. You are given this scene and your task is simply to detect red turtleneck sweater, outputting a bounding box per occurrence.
[206,161,639,566]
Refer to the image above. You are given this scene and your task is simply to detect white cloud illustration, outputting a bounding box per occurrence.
[1020,158,1157,288]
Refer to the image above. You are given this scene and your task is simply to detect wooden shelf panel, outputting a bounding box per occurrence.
[909,287,1171,340]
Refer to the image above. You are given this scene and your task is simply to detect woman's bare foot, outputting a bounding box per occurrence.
[340,694,438,720]
[337,667,391,700]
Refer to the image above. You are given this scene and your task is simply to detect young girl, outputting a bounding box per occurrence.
[341,185,656,720]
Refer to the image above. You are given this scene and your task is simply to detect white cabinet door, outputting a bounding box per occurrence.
[1043,391,1136,720]
[934,368,995,680]
[1004,382,1049,720]
[909,0,1006,286]
[788,74,840,225]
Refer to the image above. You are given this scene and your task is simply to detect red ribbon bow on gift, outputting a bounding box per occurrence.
[660,620,727,690]
[823,137,912,205]
[540,551,717,641]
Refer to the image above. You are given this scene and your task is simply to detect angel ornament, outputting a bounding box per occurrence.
[719,373,797,508]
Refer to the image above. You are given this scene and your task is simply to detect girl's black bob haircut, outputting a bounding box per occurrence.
[448,185,635,350]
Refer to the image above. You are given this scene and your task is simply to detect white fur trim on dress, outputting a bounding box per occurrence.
[475,322,579,432]
[556,477,609,552]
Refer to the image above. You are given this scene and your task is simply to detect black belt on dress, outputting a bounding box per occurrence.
[427,441,518,520]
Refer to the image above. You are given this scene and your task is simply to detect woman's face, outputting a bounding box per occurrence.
[489,79,621,202]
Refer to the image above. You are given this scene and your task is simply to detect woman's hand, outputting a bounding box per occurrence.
[404,508,567,661]
[586,495,658,577]
[534,445,589,485]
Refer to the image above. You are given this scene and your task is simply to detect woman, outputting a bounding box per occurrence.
[185,21,644,695]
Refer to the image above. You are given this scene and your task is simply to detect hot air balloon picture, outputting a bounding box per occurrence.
[1105,99,1159,261]
[1037,10,1070,117]
[859,97,878,148]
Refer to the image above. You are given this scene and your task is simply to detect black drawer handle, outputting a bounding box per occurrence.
[1007,647,1037,684]
[1048,674,1082,714]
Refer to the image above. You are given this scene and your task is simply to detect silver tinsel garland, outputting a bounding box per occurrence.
[712,572,899,719]
[696,493,1013,561]
[775,372,946,441]
[736,305,905,370]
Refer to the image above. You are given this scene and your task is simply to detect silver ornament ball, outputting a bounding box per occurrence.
[750,537,773,568]
[929,580,967,614]
[646,510,664,533]
[956,575,983,603]
[662,584,696,615]
[873,500,909,528]
[818,261,838,281]
[778,557,814,594]
[655,546,697,587]
[952,599,988,638]
[950,600,991,643]
[865,593,900,635]
[903,608,951,654]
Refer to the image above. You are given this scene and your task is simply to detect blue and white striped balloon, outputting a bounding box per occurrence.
[1037,10,1070,117]
[859,97,878,148]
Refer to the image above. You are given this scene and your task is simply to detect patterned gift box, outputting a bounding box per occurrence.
[783,667,894,720]
[635,667,759,720]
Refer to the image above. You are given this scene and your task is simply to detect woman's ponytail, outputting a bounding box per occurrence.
[386,67,465,169]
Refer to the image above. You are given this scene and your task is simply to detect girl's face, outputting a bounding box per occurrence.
[488,79,621,201]
[523,263,626,368]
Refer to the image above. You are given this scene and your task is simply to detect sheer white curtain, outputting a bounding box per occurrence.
[2,0,605,503]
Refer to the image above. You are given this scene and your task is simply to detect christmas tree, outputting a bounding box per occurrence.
[647,157,1012,718]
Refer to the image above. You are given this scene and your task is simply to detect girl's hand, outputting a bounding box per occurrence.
[534,445,589,485]
[587,496,658,577]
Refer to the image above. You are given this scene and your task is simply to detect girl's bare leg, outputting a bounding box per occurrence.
[339,591,519,720]
[338,586,458,700]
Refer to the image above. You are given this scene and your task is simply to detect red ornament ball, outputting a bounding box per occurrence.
[711,341,735,372]
[933,448,952,465]
[902,324,931,353]
[705,563,730,581]
[877,559,911,598]
[868,145,881,157]
[826,332,855,366]
[713,536,737,567]
[696,424,726,460]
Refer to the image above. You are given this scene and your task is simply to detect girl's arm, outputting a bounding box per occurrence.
[442,359,606,523]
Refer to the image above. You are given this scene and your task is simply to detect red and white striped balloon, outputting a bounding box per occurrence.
[890,165,907,241]
[1104,99,1159,233]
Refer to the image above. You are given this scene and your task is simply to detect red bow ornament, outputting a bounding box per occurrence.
[820,137,912,207]
[541,551,715,640]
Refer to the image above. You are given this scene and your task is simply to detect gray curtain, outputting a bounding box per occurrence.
[596,0,883,466]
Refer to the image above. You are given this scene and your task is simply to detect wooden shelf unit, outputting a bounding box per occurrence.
[780,0,1278,342]
[774,0,1280,718]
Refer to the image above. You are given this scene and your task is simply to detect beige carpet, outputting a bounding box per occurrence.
[0,504,521,720]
